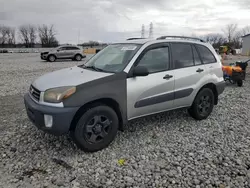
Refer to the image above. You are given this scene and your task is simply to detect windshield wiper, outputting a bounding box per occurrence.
[81,65,105,72]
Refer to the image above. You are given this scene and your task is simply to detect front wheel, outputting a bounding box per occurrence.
[70,105,119,152]
[47,55,56,62]
[188,88,215,120]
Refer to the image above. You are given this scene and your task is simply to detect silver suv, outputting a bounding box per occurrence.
[24,36,225,152]
[40,45,86,62]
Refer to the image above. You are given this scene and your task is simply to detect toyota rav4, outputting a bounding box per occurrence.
[24,36,225,152]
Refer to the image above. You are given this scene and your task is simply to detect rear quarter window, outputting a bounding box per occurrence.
[195,44,217,64]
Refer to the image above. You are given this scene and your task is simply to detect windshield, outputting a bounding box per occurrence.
[82,43,142,73]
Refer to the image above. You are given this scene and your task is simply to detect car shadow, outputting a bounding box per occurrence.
[40,59,86,63]
[33,107,191,156]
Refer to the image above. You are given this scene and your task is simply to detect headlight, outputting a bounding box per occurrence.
[44,86,76,103]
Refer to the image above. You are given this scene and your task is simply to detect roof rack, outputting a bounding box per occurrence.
[126,37,147,40]
[156,36,205,42]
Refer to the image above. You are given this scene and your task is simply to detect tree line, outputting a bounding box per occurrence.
[1,23,250,49]
[0,24,59,48]
[193,24,250,49]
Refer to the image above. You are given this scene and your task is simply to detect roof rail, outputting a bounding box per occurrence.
[126,37,147,40]
[156,36,205,42]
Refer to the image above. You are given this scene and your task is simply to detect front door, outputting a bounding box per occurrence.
[56,47,67,58]
[170,43,208,108]
[126,43,175,120]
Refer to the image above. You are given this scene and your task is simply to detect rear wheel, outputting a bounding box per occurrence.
[188,88,215,120]
[74,54,82,61]
[70,105,119,152]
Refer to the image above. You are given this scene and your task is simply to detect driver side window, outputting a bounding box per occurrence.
[136,46,169,74]
[58,47,66,51]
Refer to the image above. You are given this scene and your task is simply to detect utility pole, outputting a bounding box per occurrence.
[149,22,153,39]
[141,24,145,38]
[77,29,80,45]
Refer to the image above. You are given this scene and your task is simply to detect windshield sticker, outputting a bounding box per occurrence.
[121,46,137,51]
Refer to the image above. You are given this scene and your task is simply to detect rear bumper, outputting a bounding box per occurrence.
[216,81,226,95]
[24,93,79,136]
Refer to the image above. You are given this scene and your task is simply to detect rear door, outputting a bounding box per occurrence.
[127,43,175,120]
[195,44,223,79]
[171,42,208,108]
[70,46,81,58]
[64,47,76,58]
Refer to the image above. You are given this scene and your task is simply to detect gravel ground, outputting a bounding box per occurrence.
[1,53,250,188]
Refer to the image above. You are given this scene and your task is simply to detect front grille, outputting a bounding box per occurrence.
[29,85,41,101]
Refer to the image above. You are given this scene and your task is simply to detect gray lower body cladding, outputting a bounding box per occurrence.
[24,94,79,136]
[135,88,193,108]
[215,81,226,95]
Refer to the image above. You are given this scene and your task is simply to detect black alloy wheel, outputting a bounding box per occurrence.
[188,88,215,120]
[71,104,119,152]
[84,115,112,143]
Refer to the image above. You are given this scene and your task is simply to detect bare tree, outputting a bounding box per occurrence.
[0,25,8,46]
[235,25,250,39]
[38,24,58,47]
[6,27,16,46]
[201,33,226,48]
[222,23,238,43]
[19,25,29,46]
[239,26,250,37]
[231,26,250,49]
[19,24,37,47]
[29,26,36,45]
[10,28,16,45]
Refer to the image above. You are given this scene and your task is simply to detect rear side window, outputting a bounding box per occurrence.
[171,43,194,69]
[72,47,80,50]
[192,46,202,65]
[196,45,216,64]
[66,47,79,50]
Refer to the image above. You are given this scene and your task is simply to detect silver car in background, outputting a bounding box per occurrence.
[40,45,86,62]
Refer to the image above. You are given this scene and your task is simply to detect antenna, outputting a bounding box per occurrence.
[149,22,153,39]
[141,24,145,38]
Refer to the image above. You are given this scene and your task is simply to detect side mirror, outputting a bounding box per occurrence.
[133,66,149,77]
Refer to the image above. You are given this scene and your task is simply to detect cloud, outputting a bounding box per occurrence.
[0,0,250,43]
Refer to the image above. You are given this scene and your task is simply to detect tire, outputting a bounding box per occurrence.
[74,54,82,61]
[188,88,215,120]
[47,55,56,62]
[70,105,119,152]
[237,80,243,87]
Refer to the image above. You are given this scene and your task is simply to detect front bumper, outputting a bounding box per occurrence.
[40,54,48,60]
[216,81,226,95]
[24,93,79,136]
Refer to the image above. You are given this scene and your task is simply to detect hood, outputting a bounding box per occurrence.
[41,51,49,54]
[32,66,113,91]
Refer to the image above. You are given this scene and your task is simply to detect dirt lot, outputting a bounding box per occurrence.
[1,53,250,188]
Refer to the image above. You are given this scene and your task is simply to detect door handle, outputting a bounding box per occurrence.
[196,68,204,73]
[163,74,173,79]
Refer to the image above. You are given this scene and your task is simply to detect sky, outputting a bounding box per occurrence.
[1,0,250,44]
